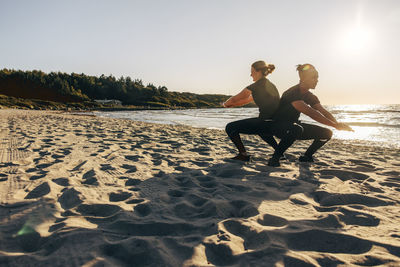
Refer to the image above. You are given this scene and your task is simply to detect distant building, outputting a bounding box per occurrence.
[94,99,122,106]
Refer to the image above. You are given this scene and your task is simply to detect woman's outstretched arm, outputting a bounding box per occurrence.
[223,88,253,108]
[222,88,253,108]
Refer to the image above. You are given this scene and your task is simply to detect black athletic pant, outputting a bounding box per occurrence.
[272,122,333,158]
[225,118,279,154]
[226,118,332,157]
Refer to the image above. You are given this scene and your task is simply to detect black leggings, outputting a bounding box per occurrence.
[225,118,279,154]
[225,118,332,157]
[274,122,333,158]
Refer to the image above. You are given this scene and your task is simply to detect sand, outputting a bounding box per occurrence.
[0,109,400,266]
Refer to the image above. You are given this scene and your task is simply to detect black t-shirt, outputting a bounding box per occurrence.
[247,77,280,120]
[273,84,320,122]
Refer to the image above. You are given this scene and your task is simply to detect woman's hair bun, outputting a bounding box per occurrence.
[266,64,275,74]
[252,60,275,76]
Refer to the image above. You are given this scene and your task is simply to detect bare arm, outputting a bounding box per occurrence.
[292,100,337,127]
[312,103,353,131]
[312,103,337,123]
[292,101,353,131]
[223,88,254,108]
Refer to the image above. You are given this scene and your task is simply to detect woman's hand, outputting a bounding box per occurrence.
[222,101,232,108]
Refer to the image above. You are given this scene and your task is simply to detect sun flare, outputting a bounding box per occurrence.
[339,26,373,55]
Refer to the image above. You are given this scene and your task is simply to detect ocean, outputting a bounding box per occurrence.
[94,104,400,148]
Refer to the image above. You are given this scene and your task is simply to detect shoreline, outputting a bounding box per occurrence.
[1,109,400,266]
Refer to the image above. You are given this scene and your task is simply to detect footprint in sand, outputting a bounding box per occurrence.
[0,173,8,182]
[58,188,82,210]
[196,176,218,189]
[76,204,121,217]
[126,198,145,204]
[133,203,152,216]
[318,169,369,181]
[223,219,271,250]
[124,155,142,162]
[51,153,65,159]
[227,200,259,218]
[286,229,372,254]
[101,238,164,266]
[337,207,380,227]
[38,149,51,156]
[121,164,137,173]
[313,191,393,207]
[173,176,197,188]
[167,189,185,198]
[192,160,212,167]
[184,193,208,207]
[204,242,238,266]
[48,222,66,232]
[52,177,69,186]
[82,177,98,185]
[189,146,211,156]
[109,191,132,202]
[379,178,400,192]
[222,183,251,193]
[125,178,141,186]
[81,169,98,185]
[257,214,288,227]
[100,164,116,171]
[36,162,55,169]
[173,201,217,219]
[25,182,50,199]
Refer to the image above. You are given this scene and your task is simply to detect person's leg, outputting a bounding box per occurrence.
[268,122,303,166]
[298,123,332,161]
[225,118,267,160]
[258,133,278,149]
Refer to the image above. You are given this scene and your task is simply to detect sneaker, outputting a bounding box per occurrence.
[299,154,314,162]
[268,156,280,167]
[230,154,250,162]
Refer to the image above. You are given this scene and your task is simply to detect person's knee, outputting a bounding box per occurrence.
[324,128,333,140]
[289,124,303,139]
[317,129,332,143]
[225,122,235,137]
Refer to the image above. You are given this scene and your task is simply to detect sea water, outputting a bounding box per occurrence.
[95,104,400,148]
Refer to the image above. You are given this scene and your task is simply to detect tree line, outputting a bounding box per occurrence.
[0,69,231,109]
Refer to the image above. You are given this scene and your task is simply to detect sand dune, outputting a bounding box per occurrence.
[1,109,400,266]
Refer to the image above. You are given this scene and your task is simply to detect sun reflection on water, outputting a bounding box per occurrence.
[333,126,378,142]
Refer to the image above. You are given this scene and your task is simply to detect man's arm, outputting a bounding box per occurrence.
[292,100,337,127]
[312,103,337,123]
[292,101,353,131]
[312,103,353,131]
[223,88,254,108]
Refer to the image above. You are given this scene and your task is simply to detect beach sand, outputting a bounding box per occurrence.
[1,109,400,266]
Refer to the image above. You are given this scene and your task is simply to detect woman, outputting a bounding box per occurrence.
[267,63,353,167]
[223,60,280,161]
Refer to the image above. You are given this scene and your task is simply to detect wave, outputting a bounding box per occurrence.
[346,122,400,128]
[329,109,400,115]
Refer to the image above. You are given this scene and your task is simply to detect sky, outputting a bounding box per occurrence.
[1,0,399,104]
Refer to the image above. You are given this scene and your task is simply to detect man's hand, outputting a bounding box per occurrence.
[335,122,354,131]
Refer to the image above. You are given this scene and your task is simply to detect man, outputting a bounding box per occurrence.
[267,64,353,167]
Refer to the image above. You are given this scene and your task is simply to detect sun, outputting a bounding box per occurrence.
[338,25,373,55]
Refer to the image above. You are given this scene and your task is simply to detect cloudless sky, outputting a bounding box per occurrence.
[1,0,399,104]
